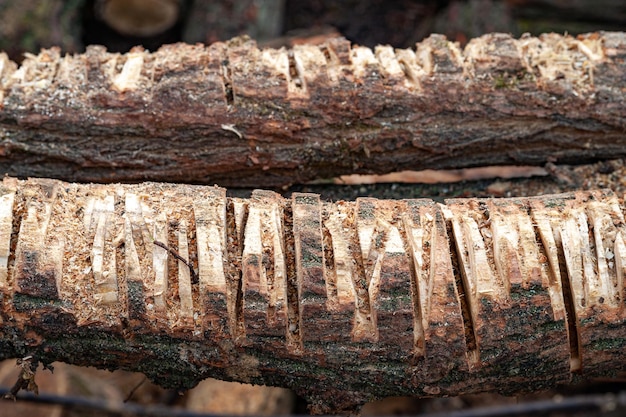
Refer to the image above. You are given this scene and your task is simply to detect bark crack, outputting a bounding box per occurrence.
[225,199,247,341]
[553,226,583,373]
[445,213,480,369]
[283,204,302,352]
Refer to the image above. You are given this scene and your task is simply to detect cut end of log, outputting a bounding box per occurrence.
[97,0,180,37]
[0,178,625,412]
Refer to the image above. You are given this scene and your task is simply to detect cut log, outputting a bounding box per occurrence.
[0,177,624,413]
[1,32,626,187]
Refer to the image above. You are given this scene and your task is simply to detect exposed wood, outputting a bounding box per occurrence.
[0,177,624,413]
[1,32,626,187]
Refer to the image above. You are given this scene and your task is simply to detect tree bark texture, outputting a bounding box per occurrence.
[0,177,624,413]
[1,32,626,187]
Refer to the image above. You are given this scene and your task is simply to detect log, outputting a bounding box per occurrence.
[1,32,626,187]
[0,177,624,413]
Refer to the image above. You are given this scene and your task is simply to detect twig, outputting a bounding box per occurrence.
[220,124,243,139]
[124,376,147,403]
[153,240,199,284]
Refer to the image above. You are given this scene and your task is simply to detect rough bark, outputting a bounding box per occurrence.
[1,32,626,187]
[0,177,624,413]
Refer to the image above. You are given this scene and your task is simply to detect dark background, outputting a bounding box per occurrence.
[1,0,626,62]
[1,1,626,416]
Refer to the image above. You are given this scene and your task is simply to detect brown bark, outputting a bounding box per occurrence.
[1,32,626,187]
[0,177,624,413]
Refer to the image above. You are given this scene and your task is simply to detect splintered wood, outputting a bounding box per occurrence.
[1,33,626,187]
[0,178,625,411]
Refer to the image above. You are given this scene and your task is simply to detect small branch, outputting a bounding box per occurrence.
[153,240,199,284]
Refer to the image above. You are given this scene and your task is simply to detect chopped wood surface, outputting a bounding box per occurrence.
[0,177,624,413]
[1,32,626,186]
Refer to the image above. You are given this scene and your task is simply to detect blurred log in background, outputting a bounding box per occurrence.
[2,0,626,61]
